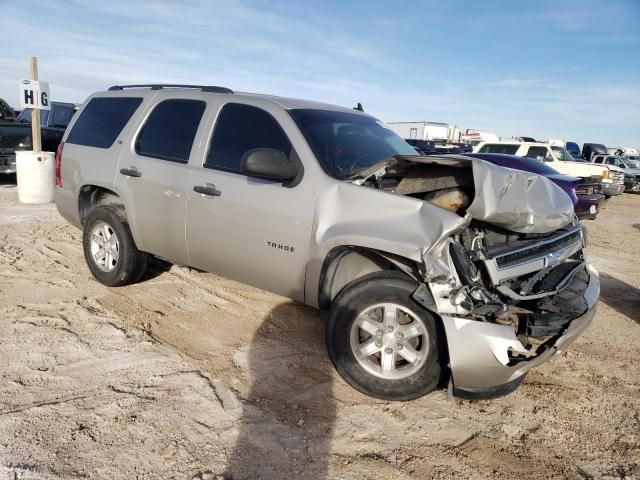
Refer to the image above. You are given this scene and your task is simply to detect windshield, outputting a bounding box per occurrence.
[289,109,417,179]
[550,146,577,161]
[624,159,640,168]
[0,99,16,119]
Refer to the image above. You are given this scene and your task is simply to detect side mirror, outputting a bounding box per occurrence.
[241,148,299,181]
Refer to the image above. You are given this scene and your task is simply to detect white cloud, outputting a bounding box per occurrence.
[0,0,638,147]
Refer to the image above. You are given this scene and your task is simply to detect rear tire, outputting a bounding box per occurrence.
[326,271,444,401]
[82,205,148,286]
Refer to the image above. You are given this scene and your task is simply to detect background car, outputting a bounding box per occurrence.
[465,152,605,220]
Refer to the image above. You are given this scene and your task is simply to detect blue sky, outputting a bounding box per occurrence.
[1,0,638,147]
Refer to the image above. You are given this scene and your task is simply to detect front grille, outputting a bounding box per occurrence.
[494,229,583,269]
[611,171,624,183]
[575,185,594,195]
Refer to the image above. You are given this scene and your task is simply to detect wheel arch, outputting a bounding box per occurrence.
[317,245,422,311]
[77,184,129,226]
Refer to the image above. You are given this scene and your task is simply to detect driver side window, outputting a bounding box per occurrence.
[525,146,549,162]
[206,103,292,174]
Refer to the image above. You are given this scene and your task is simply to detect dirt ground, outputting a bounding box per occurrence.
[0,174,638,480]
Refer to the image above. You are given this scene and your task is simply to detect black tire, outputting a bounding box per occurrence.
[82,205,148,287]
[326,271,444,401]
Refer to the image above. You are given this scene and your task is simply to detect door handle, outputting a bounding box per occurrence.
[120,167,142,178]
[193,184,221,197]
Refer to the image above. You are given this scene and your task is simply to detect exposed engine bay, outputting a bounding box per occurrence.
[353,154,590,365]
[431,221,589,364]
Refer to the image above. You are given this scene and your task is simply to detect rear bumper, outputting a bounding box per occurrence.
[54,186,82,229]
[443,264,599,399]
[601,182,625,196]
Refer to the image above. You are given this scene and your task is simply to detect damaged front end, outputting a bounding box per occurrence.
[355,155,600,399]
[422,220,599,399]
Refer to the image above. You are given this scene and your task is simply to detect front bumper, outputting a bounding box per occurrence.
[442,264,600,399]
[601,182,625,196]
[0,154,17,174]
[624,181,640,193]
[575,193,605,220]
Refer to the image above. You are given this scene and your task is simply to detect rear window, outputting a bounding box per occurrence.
[136,99,206,163]
[478,144,519,155]
[67,97,142,149]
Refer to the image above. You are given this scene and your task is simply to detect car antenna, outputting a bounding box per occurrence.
[354,102,364,112]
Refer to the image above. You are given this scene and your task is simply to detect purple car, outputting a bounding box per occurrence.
[464,153,605,220]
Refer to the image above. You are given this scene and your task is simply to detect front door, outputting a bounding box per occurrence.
[186,102,316,302]
[116,97,208,265]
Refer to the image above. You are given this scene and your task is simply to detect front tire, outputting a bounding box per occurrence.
[326,271,444,401]
[82,205,148,287]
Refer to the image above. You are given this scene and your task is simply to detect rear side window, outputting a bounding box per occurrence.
[136,99,206,163]
[67,97,142,148]
[206,103,291,173]
[50,107,74,128]
[478,144,519,154]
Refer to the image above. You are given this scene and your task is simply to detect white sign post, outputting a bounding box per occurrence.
[16,57,55,205]
[19,79,51,111]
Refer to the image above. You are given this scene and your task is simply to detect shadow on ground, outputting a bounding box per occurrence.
[140,257,173,282]
[224,302,335,479]
[599,272,640,324]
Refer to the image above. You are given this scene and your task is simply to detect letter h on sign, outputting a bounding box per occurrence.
[19,80,51,110]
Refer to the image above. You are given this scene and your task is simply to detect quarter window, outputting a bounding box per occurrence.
[136,99,206,163]
[206,103,292,173]
[478,144,519,154]
[67,97,143,149]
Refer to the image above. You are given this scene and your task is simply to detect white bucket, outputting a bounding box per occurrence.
[16,151,55,204]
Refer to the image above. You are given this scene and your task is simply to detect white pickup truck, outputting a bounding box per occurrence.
[476,142,625,196]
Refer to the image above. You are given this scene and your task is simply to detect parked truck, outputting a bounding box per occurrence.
[386,121,450,142]
[0,98,77,174]
[0,98,31,174]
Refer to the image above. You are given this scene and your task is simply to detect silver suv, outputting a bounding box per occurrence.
[55,84,599,400]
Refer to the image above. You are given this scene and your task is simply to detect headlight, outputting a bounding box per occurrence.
[602,170,609,179]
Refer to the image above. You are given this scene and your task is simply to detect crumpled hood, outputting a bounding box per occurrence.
[465,157,575,233]
[366,154,575,234]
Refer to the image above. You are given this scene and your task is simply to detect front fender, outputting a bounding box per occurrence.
[304,181,466,307]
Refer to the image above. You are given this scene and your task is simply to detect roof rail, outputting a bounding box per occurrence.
[107,84,233,93]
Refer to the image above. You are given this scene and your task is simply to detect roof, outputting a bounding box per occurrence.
[101,84,365,115]
[478,141,551,147]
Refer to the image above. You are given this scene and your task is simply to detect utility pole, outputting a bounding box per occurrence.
[29,57,42,153]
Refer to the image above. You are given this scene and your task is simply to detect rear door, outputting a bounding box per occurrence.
[185,101,316,302]
[115,95,208,265]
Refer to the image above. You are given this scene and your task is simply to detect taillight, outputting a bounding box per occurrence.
[55,141,64,187]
